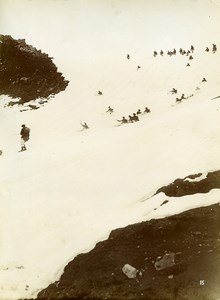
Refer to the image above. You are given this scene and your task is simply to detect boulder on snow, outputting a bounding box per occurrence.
[154,253,175,271]
[122,264,138,278]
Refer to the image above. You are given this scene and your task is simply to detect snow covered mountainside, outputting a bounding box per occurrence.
[0,0,220,299]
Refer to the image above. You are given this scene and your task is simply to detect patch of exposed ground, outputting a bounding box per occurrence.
[156,170,220,197]
[37,202,220,300]
[0,35,68,106]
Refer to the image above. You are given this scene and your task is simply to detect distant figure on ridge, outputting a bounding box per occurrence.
[212,44,217,53]
[128,115,134,123]
[98,91,103,95]
[81,122,89,130]
[20,124,30,151]
[106,106,113,114]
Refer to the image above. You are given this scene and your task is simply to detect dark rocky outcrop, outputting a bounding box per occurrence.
[156,170,220,197]
[0,35,69,105]
[37,203,220,300]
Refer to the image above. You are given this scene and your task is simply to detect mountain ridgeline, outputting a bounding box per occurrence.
[0,34,69,106]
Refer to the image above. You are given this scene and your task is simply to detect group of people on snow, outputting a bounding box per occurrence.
[117,106,151,125]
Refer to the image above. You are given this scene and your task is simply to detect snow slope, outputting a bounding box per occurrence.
[1,0,220,299]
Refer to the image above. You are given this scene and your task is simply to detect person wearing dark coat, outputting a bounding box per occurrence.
[20,124,30,151]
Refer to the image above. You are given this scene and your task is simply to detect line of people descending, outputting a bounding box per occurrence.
[117,106,151,125]
[153,44,217,59]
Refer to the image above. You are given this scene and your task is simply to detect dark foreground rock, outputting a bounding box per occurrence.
[37,203,220,300]
[0,35,68,105]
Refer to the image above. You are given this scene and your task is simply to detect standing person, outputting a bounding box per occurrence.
[127,54,130,59]
[20,124,30,151]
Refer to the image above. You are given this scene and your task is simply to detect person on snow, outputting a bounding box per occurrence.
[212,44,217,53]
[205,47,209,52]
[137,109,141,115]
[132,113,139,122]
[81,122,89,129]
[186,63,190,67]
[160,50,164,56]
[189,55,193,60]
[190,45,194,52]
[106,106,113,114]
[170,88,177,94]
[128,115,134,123]
[143,107,151,113]
[117,116,128,124]
[153,51,158,57]
[98,90,103,95]
[137,65,141,70]
[180,93,185,100]
[20,124,30,151]
[127,54,130,59]
[202,77,207,82]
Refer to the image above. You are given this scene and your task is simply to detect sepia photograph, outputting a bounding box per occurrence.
[0,0,220,299]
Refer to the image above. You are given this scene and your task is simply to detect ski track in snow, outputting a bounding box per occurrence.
[1,1,220,299]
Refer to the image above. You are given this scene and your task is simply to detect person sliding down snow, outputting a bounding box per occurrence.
[20,124,30,151]
[170,88,177,94]
[143,107,151,113]
[81,122,89,129]
[117,117,128,124]
[106,106,113,114]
